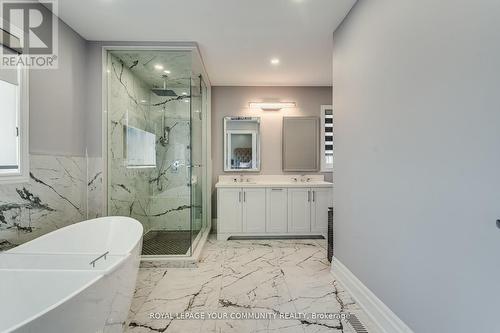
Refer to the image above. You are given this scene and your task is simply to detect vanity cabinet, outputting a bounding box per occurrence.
[266,188,288,233]
[310,188,331,233]
[287,188,311,233]
[218,188,266,233]
[217,188,243,232]
[217,183,332,240]
[287,188,331,233]
[242,188,266,233]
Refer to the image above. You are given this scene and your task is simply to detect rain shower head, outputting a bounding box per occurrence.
[152,88,177,97]
[152,75,177,97]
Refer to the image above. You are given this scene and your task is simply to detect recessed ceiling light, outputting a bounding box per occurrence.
[154,64,164,70]
[270,58,280,65]
[163,70,171,74]
[140,99,147,103]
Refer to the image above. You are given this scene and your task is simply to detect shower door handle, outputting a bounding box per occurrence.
[187,164,203,168]
[239,191,241,202]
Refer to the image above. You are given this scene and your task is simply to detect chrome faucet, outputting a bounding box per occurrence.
[299,175,312,182]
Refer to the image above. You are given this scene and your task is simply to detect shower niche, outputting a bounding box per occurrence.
[104,47,210,257]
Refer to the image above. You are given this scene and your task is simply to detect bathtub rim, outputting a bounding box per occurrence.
[9,216,143,255]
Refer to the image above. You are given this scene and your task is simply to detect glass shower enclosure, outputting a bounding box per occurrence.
[104,47,210,257]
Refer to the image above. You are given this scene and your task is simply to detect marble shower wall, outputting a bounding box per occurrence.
[148,85,192,231]
[0,154,104,250]
[107,53,154,234]
[107,52,194,233]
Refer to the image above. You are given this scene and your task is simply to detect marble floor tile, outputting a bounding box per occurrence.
[126,236,375,333]
[127,268,168,322]
[314,239,328,249]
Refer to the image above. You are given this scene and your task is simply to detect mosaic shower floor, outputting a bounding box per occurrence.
[142,230,192,255]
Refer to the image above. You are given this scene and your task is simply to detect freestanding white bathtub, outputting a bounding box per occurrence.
[0,217,143,333]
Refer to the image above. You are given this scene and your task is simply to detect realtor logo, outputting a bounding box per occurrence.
[0,0,58,68]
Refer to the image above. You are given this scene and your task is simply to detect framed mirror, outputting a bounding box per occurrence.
[282,116,319,171]
[223,117,261,172]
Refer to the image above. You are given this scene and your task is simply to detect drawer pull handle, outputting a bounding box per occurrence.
[271,188,283,191]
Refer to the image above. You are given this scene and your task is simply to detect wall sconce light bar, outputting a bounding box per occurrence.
[249,102,296,111]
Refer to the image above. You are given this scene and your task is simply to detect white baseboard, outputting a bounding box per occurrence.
[331,257,414,333]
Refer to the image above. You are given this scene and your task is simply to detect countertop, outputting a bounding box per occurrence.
[215,181,333,188]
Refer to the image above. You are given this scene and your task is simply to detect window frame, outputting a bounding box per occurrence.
[0,64,29,184]
[320,104,334,172]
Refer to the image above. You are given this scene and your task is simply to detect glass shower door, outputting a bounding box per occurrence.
[106,48,210,257]
[190,75,205,245]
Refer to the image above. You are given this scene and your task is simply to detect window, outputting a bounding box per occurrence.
[0,64,29,184]
[320,105,334,172]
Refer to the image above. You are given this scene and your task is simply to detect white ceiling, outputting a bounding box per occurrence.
[57,0,356,86]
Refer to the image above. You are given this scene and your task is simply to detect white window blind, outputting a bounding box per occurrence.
[320,105,334,172]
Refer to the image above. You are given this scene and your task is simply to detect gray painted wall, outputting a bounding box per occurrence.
[211,86,333,218]
[333,1,500,332]
[85,42,104,157]
[29,7,88,156]
[0,8,95,250]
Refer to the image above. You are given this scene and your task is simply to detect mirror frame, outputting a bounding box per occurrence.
[282,116,319,172]
[223,116,261,172]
